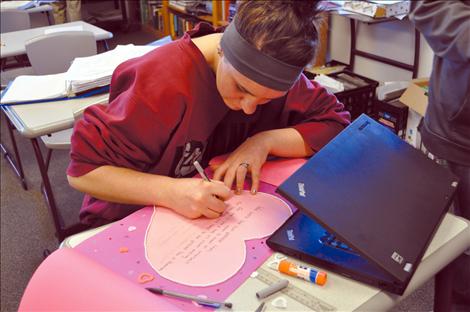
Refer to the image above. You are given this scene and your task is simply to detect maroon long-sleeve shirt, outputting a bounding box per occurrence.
[68,24,350,225]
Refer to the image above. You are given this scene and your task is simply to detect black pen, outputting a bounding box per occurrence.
[254,301,265,312]
[146,287,233,309]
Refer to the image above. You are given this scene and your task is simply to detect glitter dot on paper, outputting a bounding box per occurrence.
[250,271,259,278]
[119,247,129,253]
[138,272,154,284]
[128,226,137,232]
[136,260,141,264]
[271,296,288,309]
[128,270,134,275]
[108,237,112,240]
[93,249,98,253]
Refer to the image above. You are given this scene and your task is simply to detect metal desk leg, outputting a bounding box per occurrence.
[1,113,27,190]
[30,138,90,242]
[30,137,64,241]
[434,262,454,312]
[46,11,53,25]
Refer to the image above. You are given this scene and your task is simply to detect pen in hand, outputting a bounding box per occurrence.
[146,287,233,309]
[193,160,225,203]
[193,160,211,182]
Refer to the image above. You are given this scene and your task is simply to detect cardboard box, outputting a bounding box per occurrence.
[399,78,429,117]
[399,78,429,148]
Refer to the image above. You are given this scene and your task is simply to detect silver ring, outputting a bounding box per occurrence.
[239,162,250,169]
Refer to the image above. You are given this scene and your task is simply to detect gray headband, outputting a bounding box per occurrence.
[220,21,304,91]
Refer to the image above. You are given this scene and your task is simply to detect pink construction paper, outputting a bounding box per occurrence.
[75,182,295,311]
[209,155,306,186]
[146,191,292,286]
[19,248,178,311]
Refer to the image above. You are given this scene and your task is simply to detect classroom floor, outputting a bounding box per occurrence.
[0,4,436,311]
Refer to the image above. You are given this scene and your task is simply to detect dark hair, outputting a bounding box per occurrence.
[235,0,320,67]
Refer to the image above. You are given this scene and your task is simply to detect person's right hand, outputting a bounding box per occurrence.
[162,178,233,219]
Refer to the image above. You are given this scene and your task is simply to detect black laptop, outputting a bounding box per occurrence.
[267,114,458,295]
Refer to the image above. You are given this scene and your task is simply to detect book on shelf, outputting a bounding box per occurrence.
[169,12,198,38]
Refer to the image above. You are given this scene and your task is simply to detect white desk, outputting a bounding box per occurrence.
[0,21,113,59]
[2,93,108,138]
[61,213,470,311]
[1,94,109,241]
[25,4,54,25]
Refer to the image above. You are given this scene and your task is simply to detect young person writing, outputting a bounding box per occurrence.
[67,1,350,226]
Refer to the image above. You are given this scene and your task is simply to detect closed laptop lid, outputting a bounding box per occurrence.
[277,114,458,282]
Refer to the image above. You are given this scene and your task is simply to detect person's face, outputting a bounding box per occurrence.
[216,55,287,115]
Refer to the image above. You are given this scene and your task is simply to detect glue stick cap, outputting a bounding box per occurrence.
[315,271,327,286]
[278,259,290,272]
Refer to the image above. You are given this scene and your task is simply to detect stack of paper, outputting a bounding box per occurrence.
[64,44,157,94]
[313,74,345,94]
[0,73,68,105]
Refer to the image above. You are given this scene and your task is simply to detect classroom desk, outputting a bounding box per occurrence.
[1,4,55,26]
[60,212,470,311]
[25,4,54,25]
[1,93,109,241]
[0,21,113,59]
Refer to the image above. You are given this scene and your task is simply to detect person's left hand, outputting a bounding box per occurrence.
[212,133,271,194]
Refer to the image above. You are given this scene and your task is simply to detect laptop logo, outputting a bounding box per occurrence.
[391,251,404,264]
[297,182,306,197]
[286,229,295,241]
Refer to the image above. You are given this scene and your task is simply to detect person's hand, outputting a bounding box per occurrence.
[163,178,233,219]
[213,133,271,194]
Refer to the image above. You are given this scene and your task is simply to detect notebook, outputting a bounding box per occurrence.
[267,114,458,295]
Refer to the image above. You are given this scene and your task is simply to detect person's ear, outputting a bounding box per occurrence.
[217,45,223,57]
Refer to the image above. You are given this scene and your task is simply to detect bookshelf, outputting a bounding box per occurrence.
[140,0,235,39]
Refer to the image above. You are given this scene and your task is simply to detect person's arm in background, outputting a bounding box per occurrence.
[409,0,470,62]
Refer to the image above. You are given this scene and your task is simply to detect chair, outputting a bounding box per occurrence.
[22,30,98,170]
[21,31,98,241]
[0,9,31,33]
[24,30,97,167]
[25,31,97,75]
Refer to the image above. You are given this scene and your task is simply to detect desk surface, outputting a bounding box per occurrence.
[0,1,51,11]
[0,21,113,58]
[62,213,470,311]
[2,93,108,138]
[25,4,52,14]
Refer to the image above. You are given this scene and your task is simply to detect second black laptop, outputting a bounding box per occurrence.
[267,114,458,295]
